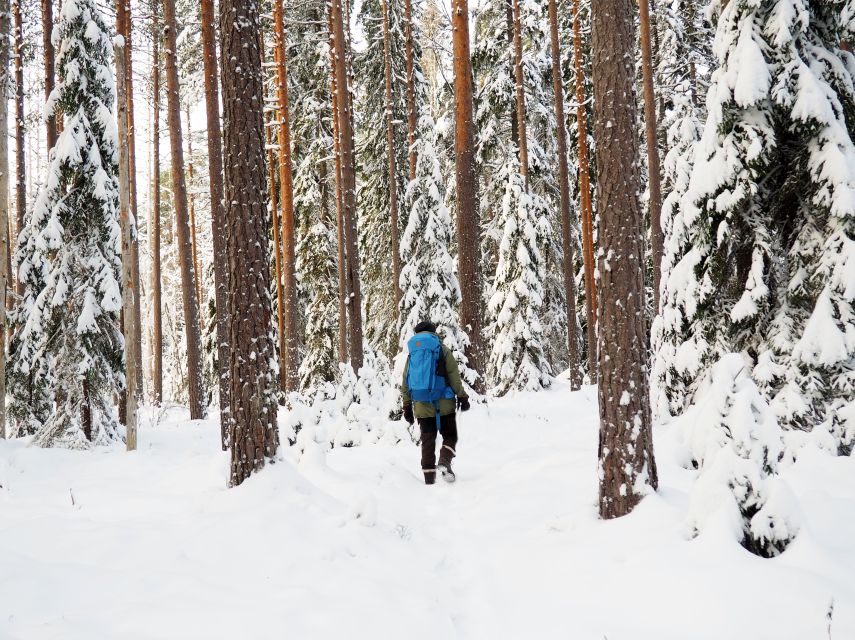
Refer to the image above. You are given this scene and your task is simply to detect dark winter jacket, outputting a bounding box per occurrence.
[401,334,468,419]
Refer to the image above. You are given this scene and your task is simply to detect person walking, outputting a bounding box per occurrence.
[401,321,470,484]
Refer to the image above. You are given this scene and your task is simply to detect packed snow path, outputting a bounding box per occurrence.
[1,384,854,638]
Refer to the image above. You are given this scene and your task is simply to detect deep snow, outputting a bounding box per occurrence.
[1,382,853,639]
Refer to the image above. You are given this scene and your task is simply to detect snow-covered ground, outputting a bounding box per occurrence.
[1,382,854,639]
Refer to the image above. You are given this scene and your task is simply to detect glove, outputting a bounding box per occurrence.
[403,404,414,424]
[457,397,471,412]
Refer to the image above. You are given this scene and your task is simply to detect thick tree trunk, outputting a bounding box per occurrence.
[150,27,163,406]
[381,0,401,309]
[572,0,597,377]
[41,0,57,151]
[451,0,483,390]
[13,0,24,290]
[638,0,662,309]
[548,0,581,389]
[330,0,364,371]
[591,0,658,519]
[403,0,418,180]
[115,39,138,451]
[0,0,10,439]
[329,32,349,364]
[200,0,230,447]
[163,0,206,419]
[510,0,527,184]
[272,0,300,392]
[220,0,279,486]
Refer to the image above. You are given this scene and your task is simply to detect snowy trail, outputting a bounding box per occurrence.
[1,384,855,639]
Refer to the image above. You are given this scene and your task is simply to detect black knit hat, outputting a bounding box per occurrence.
[414,320,437,334]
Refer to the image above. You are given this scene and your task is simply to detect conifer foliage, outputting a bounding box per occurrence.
[9,0,124,448]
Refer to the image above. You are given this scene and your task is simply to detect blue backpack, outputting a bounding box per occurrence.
[406,332,455,406]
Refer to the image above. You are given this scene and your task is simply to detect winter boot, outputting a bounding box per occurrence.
[423,469,436,485]
[437,445,456,483]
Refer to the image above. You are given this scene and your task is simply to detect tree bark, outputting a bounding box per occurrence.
[403,0,418,180]
[638,0,662,310]
[451,0,483,390]
[220,0,279,485]
[548,0,581,389]
[510,0,527,185]
[272,0,300,392]
[200,0,230,446]
[505,0,518,148]
[330,0,364,371]
[163,0,206,419]
[13,0,24,289]
[115,39,138,451]
[591,0,658,519]
[150,24,163,406]
[329,26,349,364]
[41,0,57,151]
[185,105,202,310]
[382,0,402,310]
[0,0,10,439]
[572,0,597,377]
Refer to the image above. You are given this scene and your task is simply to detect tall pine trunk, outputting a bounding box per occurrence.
[403,0,417,180]
[116,37,138,451]
[510,0,528,184]
[591,0,657,519]
[0,0,10,439]
[638,0,662,309]
[548,0,581,389]
[150,23,163,405]
[200,0,230,446]
[451,0,483,389]
[41,0,57,151]
[220,0,279,485]
[381,0,401,309]
[272,0,300,392]
[330,0,364,371]
[329,29,349,364]
[185,105,202,310]
[572,0,597,377]
[13,0,24,284]
[163,0,206,418]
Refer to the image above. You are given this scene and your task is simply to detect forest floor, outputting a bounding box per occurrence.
[1,382,854,639]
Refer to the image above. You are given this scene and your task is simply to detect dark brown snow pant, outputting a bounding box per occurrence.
[418,412,458,484]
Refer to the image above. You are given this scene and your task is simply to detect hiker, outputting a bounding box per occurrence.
[401,321,470,484]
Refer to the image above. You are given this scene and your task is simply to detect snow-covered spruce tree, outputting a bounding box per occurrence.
[661,0,855,451]
[10,0,124,448]
[355,0,426,358]
[650,0,712,421]
[487,153,552,395]
[398,115,477,388]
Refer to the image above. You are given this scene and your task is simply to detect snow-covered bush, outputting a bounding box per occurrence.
[679,354,799,557]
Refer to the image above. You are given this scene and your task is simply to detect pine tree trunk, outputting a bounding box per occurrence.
[13,0,24,290]
[638,0,663,310]
[591,0,658,519]
[505,0,518,148]
[403,0,418,180]
[0,0,10,439]
[163,0,206,419]
[451,0,483,389]
[220,0,279,486]
[572,0,597,377]
[272,0,300,392]
[510,0,528,185]
[150,26,163,406]
[330,0,364,371]
[185,105,202,311]
[329,31,350,364]
[41,0,57,151]
[115,38,138,451]
[382,0,401,310]
[548,0,581,389]
[200,0,230,447]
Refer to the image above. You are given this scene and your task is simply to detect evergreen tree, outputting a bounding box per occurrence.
[658,0,855,451]
[399,115,476,388]
[10,0,124,448]
[487,153,552,395]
